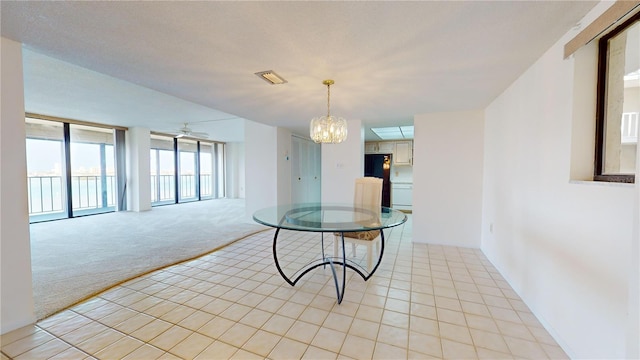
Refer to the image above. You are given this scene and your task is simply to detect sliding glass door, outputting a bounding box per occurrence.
[26,119,66,221]
[150,134,176,205]
[178,139,198,202]
[199,142,213,199]
[26,117,123,222]
[150,135,225,206]
[69,124,116,216]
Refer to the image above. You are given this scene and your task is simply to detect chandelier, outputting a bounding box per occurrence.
[310,80,348,144]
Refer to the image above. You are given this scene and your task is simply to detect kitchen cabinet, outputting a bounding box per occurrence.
[364,142,377,154]
[378,142,395,153]
[365,141,395,154]
[394,141,413,165]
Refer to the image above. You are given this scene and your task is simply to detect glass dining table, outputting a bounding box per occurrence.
[253,203,407,304]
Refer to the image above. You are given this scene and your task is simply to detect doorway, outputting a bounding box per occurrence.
[364,154,391,207]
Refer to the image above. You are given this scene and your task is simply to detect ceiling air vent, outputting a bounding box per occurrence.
[255,70,287,85]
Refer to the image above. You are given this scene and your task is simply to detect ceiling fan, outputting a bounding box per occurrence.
[173,123,208,139]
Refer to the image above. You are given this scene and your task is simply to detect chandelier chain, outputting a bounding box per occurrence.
[326,82,331,117]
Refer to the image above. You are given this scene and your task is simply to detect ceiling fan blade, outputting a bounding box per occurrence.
[170,123,208,139]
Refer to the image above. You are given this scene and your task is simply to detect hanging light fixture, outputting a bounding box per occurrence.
[310,79,348,144]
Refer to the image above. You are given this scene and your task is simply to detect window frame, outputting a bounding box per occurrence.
[25,115,126,222]
[150,133,226,207]
[594,10,640,183]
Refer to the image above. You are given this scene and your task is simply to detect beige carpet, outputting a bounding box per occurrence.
[30,198,268,320]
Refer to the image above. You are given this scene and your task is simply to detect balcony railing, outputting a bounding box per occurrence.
[200,174,212,197]
[72,175,116,210]
[28,173,213,214]
[180,174,196,199]
[28,175,116,215]
[151,174,175,203]
[28,176,63,214]
[151,174,213,203]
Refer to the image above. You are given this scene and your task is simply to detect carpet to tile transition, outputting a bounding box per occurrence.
[29,198,267,320]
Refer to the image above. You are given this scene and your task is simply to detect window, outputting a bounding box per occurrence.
[150,134,176,205]
[26,119,66,221]
[177,139,198,202]
[199,143,214,199]
[595,11,640,183]
[150,134,225,206]
[70,124,116,215]
[26,116,125,222]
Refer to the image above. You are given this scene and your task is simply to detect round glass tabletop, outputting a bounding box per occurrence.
[253,203,407,232]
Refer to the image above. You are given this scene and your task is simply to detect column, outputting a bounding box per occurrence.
[0,37,36,334]
[126,127,151,211]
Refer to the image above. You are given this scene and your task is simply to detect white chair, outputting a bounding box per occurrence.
[334,177,383,271]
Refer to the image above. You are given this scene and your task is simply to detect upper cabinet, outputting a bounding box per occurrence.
[364,142,378,154]
[394,141,413,165]
[365,141,395,154]
[365,140,413,165]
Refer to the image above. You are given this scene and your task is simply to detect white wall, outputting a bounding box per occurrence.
[631,162,640,359]
[321,119,363,203]
[125,127,151,211]
[1,37,36,334]
[225,141,245,198]
[244,120,277,221]
[481,3,637,357]
[413,110,484,247]
[207,118,245,143]
[390,164,412,183]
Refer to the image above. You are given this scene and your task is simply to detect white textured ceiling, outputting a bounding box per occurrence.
[1,1,597,141]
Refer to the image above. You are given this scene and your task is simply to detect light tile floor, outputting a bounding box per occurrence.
[1,216,568,359]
